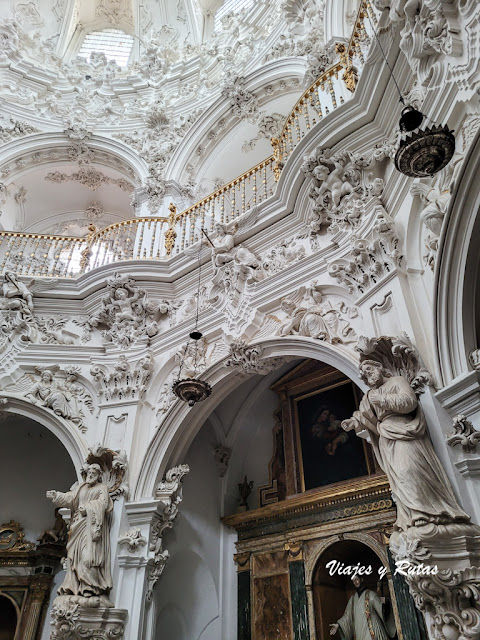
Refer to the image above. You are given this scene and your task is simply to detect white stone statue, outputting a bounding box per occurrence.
[277,284,356,344]
[210,222,263,280]
[342,360,470,533]
[330,575,394,640]
[1,271,34,312]
[24,366,91,430]
[47,464,114,607]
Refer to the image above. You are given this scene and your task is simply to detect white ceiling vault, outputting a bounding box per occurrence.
[0,0,356,233]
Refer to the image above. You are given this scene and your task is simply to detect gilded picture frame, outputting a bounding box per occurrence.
[293,378,375,492]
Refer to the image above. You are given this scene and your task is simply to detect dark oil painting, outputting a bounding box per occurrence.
[294,380,369,491]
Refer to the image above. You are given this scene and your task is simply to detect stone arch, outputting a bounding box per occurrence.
[133,336,364,500]
[435,128,480,384]
[305,533,397,640]
[304,532,388,586]
[0,132,148,185]
[0,396,87,477]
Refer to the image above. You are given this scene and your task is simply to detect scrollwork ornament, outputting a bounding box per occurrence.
[447,415,480,454]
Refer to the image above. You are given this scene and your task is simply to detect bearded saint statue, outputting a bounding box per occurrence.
[47,463,114,607]
[342,360,470,532]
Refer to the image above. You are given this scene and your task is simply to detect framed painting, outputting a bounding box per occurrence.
[293,378,374,492]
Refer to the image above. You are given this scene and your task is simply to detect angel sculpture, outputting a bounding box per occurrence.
[2,271,34,312]
[209,222,263,282]
[20,366,92,431]
[0,271,57,318]
[277,284,356,344]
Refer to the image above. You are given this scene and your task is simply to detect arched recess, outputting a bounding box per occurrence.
[304,534,396,640]
[0,396,87,477]
[0,132,148,184]
[0,591,19,639]
[134,336,364,500]
[435,128,480,384]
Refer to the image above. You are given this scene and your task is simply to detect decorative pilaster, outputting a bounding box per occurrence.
[147,464,190,601]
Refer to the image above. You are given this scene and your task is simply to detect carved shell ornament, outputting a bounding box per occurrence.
[81,445,129,500]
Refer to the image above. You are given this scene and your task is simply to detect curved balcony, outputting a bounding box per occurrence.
[0,0,379,279]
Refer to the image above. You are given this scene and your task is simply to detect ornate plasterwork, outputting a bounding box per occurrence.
[389,532,480,640]
[85,201,104,219]
[118,527,147,553]
[356,332,433,394]
[261,236,306,275]
[265,0,327,71]
[375,0,463,88]
[276,281,357,344]
[83,444,129,500]
[242,113,285,153]
[221,74,260,123]
[36,317,76,345]
[447,415,480,454]
[207,221,264,320]
[328,212,404,296]
[213,445,232,477]
[411,153,463,271]
[0,272,63,351]
[0,118,38,142]
[224,338,286,375]
[96,0,133,25]
[51,603,127,639]
[115,103,202,211]
[86,273,171,348]
[90,352,153,402]
[147,464,190,601]
[45,168,133,192]
[301,147,384,233]
[4,365,94,432]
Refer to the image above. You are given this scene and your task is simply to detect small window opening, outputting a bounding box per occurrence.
[214,0,255,32]
[77,28,134,67]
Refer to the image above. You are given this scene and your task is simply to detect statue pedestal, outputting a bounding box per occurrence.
[51,603,127,639]
[390,525,480,639]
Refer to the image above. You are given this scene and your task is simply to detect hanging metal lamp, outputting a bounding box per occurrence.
[364,13,455,178]
[172,231,212,407]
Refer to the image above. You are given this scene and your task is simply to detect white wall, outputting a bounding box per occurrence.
[154,425,236,640]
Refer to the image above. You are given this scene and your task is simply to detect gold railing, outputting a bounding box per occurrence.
[276,0,377,166]
[0,231,88,278]
[0,0,379,278]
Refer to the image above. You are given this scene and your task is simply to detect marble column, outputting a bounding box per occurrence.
[287,544,310,640]
[235,552,251,640]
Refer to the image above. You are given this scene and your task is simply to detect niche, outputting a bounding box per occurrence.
[0,594,18,640]
[312,540,398,640]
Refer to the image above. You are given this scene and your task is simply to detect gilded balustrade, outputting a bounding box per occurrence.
[275,0,378,167]
[0,0,379,279]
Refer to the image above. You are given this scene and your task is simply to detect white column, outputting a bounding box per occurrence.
[435,371,480,523]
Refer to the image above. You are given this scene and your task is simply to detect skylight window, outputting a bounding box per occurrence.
[214,0,255,31]
[78,29,134,67]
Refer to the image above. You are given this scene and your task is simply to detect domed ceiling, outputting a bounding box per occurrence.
[0,0,356,232]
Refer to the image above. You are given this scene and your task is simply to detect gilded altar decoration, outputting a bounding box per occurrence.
[165,203,177,255]
[0,520,35,552]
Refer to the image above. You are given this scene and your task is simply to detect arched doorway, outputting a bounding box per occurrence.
[312,539,397,639]
[0,594,18,640]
